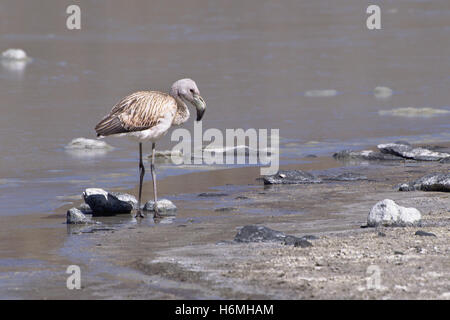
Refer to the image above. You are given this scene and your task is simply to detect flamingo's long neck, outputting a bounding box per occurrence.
[170,88,190,125]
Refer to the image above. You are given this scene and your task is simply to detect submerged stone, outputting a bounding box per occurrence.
[379,107,450,118]
[304,89,338,97]
[65,137,113,150]
[374,86,393,99]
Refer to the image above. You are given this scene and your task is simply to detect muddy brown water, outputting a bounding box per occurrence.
[0,0,449,298]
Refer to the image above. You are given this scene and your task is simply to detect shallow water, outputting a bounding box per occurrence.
[0,1,449,215]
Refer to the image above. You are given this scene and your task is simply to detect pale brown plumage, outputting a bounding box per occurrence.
[94,79,206,218]
[95,91,177,137]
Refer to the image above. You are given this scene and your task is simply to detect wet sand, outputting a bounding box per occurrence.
[2,143,447,299]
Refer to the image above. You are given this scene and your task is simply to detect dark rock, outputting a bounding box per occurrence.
[234,225,313,247]
[263,170,322,185]
[398,183,415,192]
[83,188,134,216]
[235,196,249,200]
[294,239,313,248]
[378,232,386,237]
[440,157,450,164]
[301,234,319,240]
[399,173,450,192]
[305,154,317,158]
[333,149,404,161]
[284,235,313,247]
[198,192,229,197]
[415,230,436,237]
[214,207,237,212]
[378,143,450,161]
[235,225,286,243]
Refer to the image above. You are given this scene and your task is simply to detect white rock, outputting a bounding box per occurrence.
[368,199,421,227]
[83,188,109,199]
[378,107,450,118]
[2,48,28,60]
[304,89,338,97]
[67,208,91,224]
[374,86,393,99]
[65,137,113,150]
[143,199,177,215]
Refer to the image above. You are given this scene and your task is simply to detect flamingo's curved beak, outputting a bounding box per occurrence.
[193,94,206,121]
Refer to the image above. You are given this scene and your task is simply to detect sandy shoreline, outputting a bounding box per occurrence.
[1,143,449,299]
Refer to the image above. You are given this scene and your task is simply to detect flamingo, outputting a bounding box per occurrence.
[95,79,206,218]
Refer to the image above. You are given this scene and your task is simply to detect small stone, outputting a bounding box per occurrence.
[398,183,413,192]
[67,208,94,224]
[374,86,393,99]
[293,239,313,248]
[234,225,312,247]
[415,230,436,237]
[143,199,177,215]
[235,225,286,243]
[214,207,237,212]
[263,170,322,185]
[301,235,319,240]
[304,89,338,97]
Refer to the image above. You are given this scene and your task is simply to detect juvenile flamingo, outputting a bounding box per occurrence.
[95,79,206,217]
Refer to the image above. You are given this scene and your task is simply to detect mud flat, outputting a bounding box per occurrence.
[84,150,449,299]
